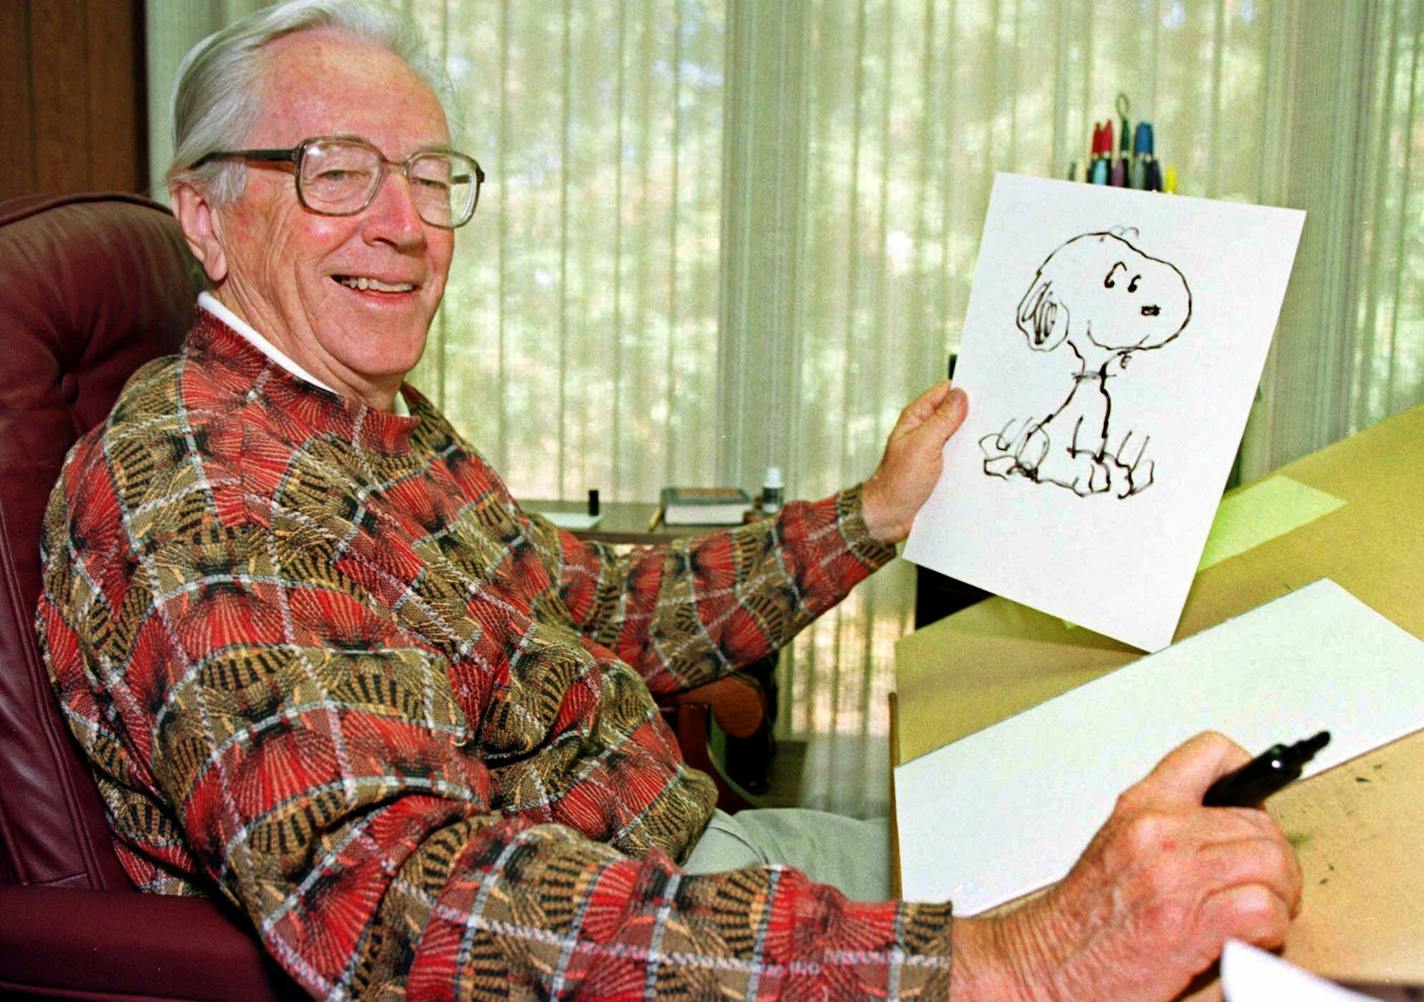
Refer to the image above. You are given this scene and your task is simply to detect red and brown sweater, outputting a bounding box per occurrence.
[37,313,955,999]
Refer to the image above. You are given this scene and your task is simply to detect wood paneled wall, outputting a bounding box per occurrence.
[0,0,147,201]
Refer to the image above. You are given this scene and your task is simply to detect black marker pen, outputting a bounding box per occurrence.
[1202,731,1331,808]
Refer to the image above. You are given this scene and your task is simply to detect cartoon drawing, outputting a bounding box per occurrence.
[980,230,1192,498]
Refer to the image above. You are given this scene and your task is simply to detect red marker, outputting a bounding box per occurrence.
[1089,121,1111,184]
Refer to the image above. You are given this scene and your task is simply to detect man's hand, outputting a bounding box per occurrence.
[860,382,969,543]
[950,732,1303,1001]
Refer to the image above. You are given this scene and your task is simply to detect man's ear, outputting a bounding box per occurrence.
[170,180,228,284]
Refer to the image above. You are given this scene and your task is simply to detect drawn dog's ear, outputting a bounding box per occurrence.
[1016,276,1070,350]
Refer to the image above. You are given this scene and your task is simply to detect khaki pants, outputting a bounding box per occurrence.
[683,808,892,902]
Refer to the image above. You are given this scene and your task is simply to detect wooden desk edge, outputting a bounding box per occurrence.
[888,691,901,900]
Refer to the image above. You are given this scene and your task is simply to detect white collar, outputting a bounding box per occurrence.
[197,292,338,394]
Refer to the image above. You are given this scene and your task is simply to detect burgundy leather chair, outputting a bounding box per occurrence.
[0,193,305,999]
[0,192,766,998]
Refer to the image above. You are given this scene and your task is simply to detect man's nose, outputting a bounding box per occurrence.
[361,169,426,246]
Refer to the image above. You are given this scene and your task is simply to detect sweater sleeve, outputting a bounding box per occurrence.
[39,509,954,999]
[523,485,898,696]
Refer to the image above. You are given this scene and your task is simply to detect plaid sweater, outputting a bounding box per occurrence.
[37,314,955,999]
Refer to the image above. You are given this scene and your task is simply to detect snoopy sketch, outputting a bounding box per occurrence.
[980,230,1192,498]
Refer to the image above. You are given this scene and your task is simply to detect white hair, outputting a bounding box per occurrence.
[166,0,456,203]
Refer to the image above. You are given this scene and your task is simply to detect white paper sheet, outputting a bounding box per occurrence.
[904,174,1305,651]
[1220,941,1376,1002]
[535,510,603,531]
[895,580,1424,912]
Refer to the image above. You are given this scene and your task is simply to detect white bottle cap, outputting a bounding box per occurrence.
[763,466,784,488]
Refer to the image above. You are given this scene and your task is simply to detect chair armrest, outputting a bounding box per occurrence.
[660,675,765,739]
[657,676,771,813]
[0,884,303,1000]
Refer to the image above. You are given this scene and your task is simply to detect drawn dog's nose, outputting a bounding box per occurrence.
[1140,304,1161,316]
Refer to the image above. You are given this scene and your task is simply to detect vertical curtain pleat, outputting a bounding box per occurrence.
[496,0,510,471]
[432,0,450,410]
[1382,2,1422,416]
[1206,0,1226,196]
[610,0,627,498]
[664,1,682,488]
[1356,1,1403,426]
[556,0,570,497]
[936,0,960,349]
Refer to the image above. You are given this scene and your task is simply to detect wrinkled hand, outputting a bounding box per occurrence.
[860,382,969,543]
[950,732,1303,1001]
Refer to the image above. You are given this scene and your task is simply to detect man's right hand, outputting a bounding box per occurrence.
[948,731,1303,1001]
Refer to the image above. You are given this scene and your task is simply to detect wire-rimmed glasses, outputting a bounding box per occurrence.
[191,135,484,229]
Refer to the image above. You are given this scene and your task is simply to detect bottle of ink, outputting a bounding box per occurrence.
[760,467,784,515]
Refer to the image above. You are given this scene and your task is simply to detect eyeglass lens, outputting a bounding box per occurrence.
[299,139,477,226]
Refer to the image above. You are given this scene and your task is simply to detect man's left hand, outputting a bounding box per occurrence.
[861,382,968,544]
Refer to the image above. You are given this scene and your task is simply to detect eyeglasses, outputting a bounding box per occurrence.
[191,135,484,229]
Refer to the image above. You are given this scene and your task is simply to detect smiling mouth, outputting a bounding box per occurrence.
[334,275,416,293]
[1140,304,1161,316]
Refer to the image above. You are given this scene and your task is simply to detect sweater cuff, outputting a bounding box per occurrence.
[845,898,956,995]
[903,900,957,991]
[835,484,899,572]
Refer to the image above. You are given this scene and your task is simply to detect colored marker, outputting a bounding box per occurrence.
[1131,121,1152,190]
[1090,121,1112,185]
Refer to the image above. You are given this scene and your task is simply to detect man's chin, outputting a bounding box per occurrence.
[352,348,427,387]
[306,293,433,386]
[309,331,426,391]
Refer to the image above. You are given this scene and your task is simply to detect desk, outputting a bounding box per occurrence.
[524,499,668,545]
[893,403,1424,991]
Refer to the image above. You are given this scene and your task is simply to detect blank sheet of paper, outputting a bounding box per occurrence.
[904,174,1305,651]
[1197,476,1344,571]
[1220,941,1377,1002]
[534,510,604,531]
[895,580,1424,913]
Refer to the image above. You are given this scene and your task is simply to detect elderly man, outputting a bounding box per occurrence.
[37,1,1300,998]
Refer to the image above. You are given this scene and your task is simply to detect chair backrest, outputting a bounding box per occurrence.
[0,193,204,889]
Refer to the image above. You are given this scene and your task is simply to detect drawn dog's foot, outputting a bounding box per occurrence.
[984,454,1018,478]
[1106,430,1155,497]
[980,418,1046,480]
[979,415,1036,478]
[1041,448,1114,496]
[982,417,1159,499]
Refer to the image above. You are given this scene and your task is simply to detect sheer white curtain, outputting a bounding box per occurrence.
[1245,0,1424,473]
[148,0,1424,818]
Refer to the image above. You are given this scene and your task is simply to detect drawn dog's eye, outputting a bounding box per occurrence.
[1128,275,1140,293]
[1104,262,1125,288]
